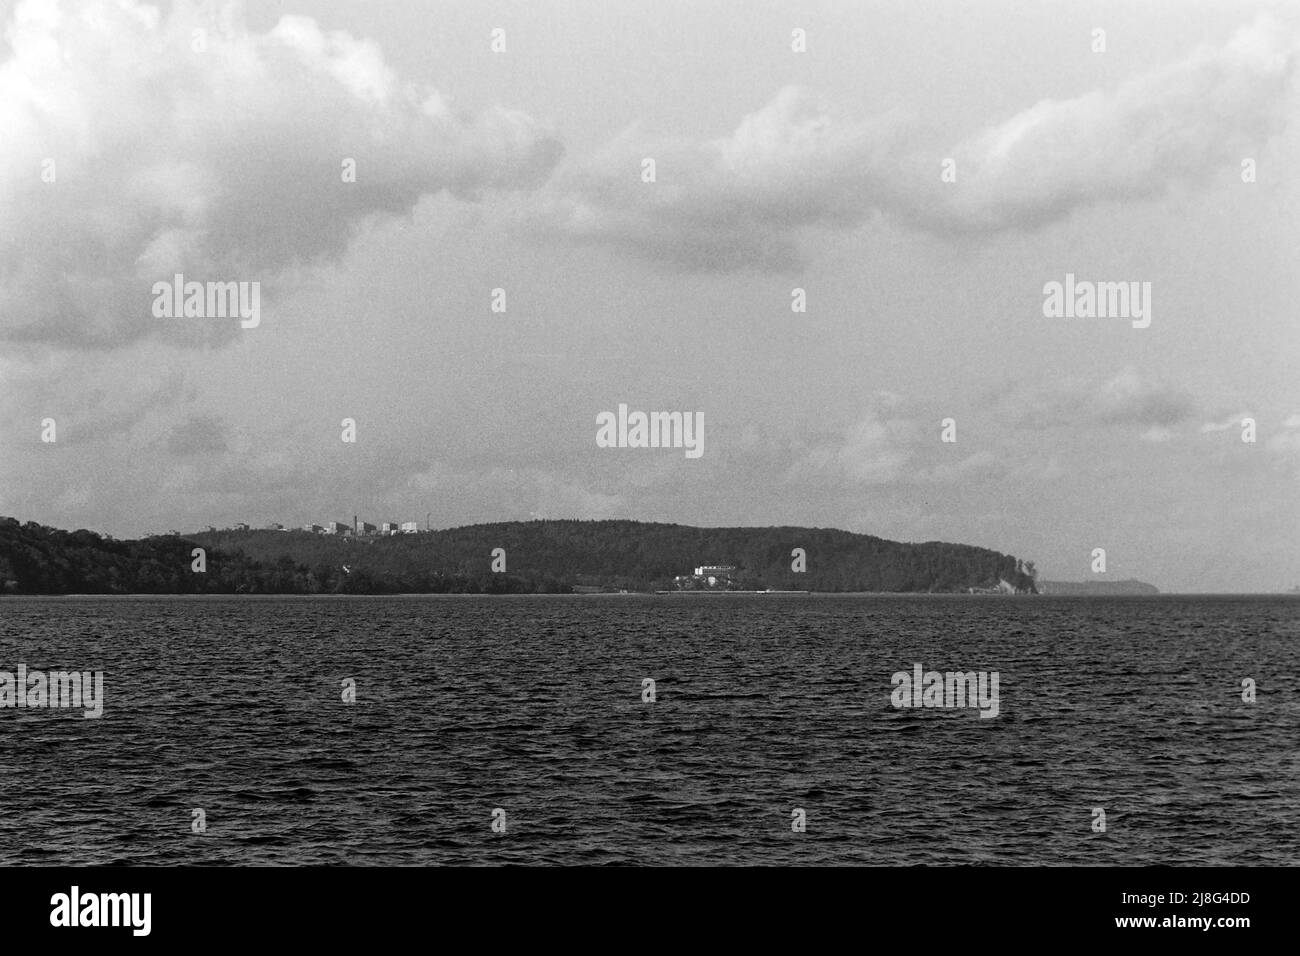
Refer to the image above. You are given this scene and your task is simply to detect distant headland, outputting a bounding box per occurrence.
[1,517,1040,596]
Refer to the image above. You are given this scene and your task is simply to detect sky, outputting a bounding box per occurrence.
[1,0,1297,592]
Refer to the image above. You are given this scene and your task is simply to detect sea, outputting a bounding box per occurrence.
[0,594,1296,865]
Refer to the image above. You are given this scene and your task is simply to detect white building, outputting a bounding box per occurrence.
[400,521,420,533]
[381,522,400,534]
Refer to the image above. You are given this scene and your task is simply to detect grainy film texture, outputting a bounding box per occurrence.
[0,0,1297,875]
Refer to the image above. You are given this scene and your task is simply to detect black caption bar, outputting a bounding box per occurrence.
[0,865,1285,945]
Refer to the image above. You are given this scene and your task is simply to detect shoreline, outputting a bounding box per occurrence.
[1,591,1287,599]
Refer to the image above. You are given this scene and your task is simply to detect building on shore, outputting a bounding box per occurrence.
[298,519,418,536]
[694,565,736,578]
[676,564,739,590]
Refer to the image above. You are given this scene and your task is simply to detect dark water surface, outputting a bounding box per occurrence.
[1,594,1296,865]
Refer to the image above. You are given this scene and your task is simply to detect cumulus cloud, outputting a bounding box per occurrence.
[538,17,1296,270]
[1200,413,1254,433]
[785,392,914,486]
[0,0,562,349]
[1009,366,1198,432]
[534,86,914,271]
[936,16,1294,232]
[1088,367,1198,428]
[782,392,1005,487]
[0,355,191,443]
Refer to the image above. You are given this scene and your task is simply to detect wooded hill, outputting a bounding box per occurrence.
[0,516,1038,594]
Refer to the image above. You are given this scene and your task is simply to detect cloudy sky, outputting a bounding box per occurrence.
[1,0,1297,592]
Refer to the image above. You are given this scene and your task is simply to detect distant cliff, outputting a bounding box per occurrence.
[1037,579,1159,595]
[2,516,1037,595]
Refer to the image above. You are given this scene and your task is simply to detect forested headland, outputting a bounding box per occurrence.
[1,517,1039,595]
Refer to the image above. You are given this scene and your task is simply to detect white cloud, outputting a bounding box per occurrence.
[0,0,562,349]
[538,17,1296,269]
[784,394,913,486]
[1200,413,1254,433]
[939,16,1295,232]
[1007,366,1198,432]
[781,392,1005,488]
[1089,367,1197,428]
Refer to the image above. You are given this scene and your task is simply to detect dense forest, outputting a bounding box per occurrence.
[1,516,1038,595]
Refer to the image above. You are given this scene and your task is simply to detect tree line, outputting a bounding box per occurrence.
[2,516,1037,594]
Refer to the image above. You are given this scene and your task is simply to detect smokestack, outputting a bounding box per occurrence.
[353,514,357,534]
